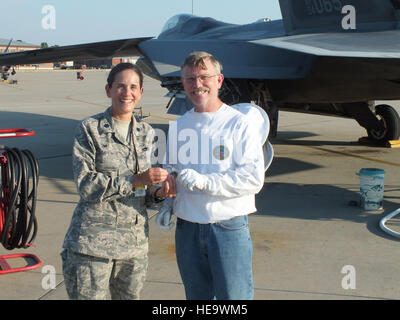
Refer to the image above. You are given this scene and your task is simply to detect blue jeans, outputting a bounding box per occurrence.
[175,215,254,300]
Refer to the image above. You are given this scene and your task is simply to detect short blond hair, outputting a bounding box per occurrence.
[181,51,223,74]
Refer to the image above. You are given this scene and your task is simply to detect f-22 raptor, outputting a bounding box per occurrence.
[1,0,400,144]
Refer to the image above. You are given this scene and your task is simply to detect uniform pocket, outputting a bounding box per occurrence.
[96,151,122,172]
[81,205,115,227]
[215,215,248,231]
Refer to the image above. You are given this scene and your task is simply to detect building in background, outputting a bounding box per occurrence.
[0,38,53,69]
[74,56,139,69]
[112,57,139,65]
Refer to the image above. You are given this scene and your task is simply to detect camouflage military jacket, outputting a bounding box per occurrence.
[63,107,160,259]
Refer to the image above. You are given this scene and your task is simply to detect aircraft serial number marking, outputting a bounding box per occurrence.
[304,0,343,15]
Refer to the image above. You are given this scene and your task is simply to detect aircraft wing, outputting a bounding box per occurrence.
[0,37,152,65]
[252,29,400,58]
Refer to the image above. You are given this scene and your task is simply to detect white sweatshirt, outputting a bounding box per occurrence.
[166,104,265,223]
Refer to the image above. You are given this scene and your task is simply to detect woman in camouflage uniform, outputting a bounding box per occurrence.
[61,63,175,299]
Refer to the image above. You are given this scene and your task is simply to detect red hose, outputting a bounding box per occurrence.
[0,133,41,274]
[0,129,35,138]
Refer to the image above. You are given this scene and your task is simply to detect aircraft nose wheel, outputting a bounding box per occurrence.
[367,104,400,144]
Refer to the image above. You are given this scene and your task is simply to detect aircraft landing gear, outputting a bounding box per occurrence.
[1,67,17,84]
[367,104,400,144]
[344,102,400,145]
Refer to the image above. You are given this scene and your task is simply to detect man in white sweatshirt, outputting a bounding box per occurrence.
[164,51,265,299]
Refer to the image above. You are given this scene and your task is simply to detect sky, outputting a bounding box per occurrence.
[0,0,283,46]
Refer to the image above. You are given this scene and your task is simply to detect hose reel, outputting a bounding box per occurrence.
[0,129,42,274]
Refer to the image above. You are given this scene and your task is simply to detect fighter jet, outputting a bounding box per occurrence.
[1,0,400,144]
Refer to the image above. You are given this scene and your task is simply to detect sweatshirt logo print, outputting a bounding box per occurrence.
[212,145,230,160]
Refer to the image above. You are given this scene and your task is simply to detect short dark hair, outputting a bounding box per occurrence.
[107,63,144,88]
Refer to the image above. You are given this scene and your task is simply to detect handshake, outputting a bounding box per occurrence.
[156,168,207,230]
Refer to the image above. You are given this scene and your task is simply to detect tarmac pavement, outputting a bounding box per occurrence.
[0,70,399,300]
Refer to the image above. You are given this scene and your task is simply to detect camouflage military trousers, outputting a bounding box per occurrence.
[61,248,148,300]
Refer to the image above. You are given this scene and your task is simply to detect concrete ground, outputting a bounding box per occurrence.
[0,70,399,300]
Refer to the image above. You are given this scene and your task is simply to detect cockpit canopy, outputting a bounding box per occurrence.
[158,14,234,39]
[160,14,194,34]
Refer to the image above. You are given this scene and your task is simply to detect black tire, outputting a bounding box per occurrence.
[367,104,400,143]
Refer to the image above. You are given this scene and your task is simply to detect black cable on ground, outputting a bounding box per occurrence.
[0,147,39,250]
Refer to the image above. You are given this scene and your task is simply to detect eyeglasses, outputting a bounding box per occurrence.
[182,74,218,84]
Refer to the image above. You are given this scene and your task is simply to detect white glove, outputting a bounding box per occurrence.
[177,168,206,191]
[156,197,174,230]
